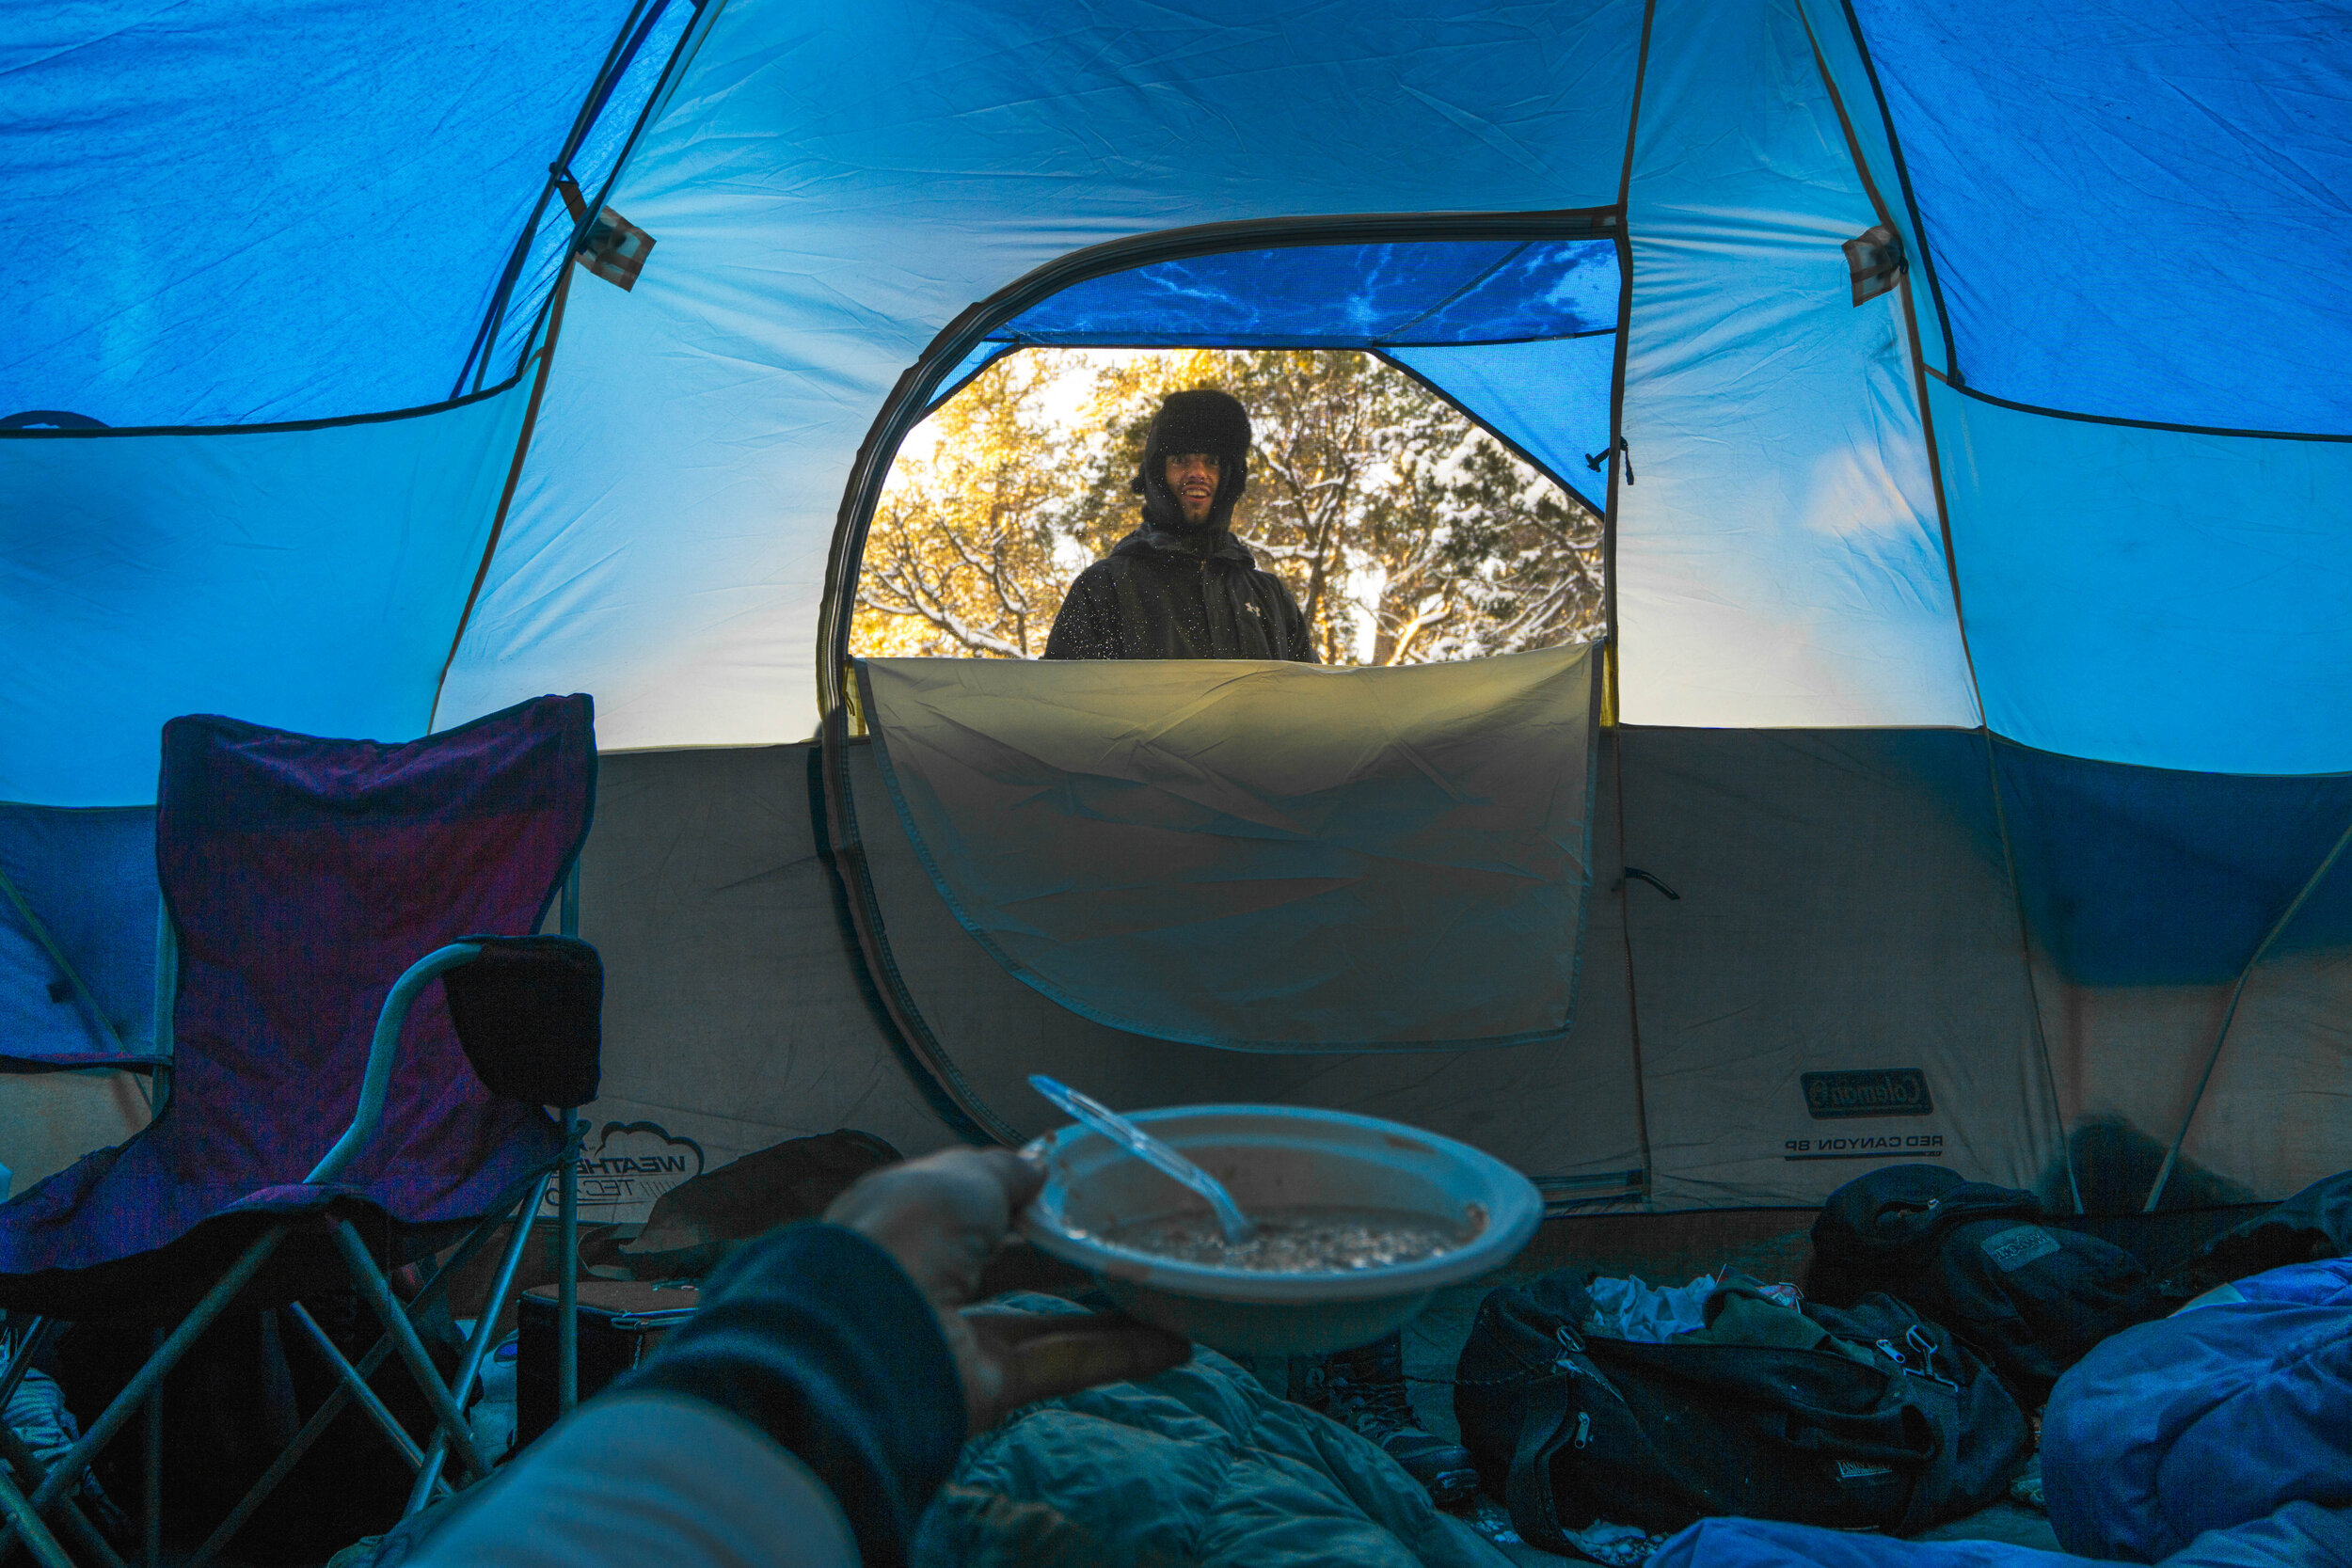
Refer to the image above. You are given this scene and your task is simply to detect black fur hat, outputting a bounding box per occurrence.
[1133,388,1250,531]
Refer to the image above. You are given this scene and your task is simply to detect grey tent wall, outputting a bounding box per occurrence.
[553,734,2352,1217]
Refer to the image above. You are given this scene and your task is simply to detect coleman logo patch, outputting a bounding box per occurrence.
[1981,1225,2062,1273]
[1803,1068,1934,1119]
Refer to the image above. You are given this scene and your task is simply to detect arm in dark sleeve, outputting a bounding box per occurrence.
[1276,582,1317,663]
[620,1222,967,1567]
[1043,566,1117,659]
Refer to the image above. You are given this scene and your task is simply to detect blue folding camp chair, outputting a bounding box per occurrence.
[0,694,601,1567]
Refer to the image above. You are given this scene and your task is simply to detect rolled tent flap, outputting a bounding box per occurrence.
[857,642,1602,1052]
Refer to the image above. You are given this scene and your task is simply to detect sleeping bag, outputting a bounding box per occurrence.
[1645,1506,2352,1568]
[913,1294,1508,1568]
[2042,1259,2352,1561]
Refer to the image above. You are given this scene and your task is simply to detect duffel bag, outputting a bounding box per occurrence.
[1454,1272,2029,1547]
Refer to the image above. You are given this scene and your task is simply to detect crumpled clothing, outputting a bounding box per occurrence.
[1461,1497,1663,1567]
[1585,1274,1717,1342]
[1584,1273,1804,1344]
[1562,1518,1670,1566]
[7,1361,79,1467]
[3,1341,113,1508]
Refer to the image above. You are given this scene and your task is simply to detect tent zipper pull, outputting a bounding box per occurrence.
[1571,1411,1592,1449]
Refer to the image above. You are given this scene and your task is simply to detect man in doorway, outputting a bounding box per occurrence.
[1042,388,1318,662]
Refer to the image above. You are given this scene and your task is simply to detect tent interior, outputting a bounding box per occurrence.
[5,0,2350,1558]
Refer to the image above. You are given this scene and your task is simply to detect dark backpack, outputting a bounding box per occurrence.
[1807,1164,2164,1401]
[1453,1271,2029,1545]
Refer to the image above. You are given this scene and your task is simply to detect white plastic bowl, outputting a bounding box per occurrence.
[1018,1104,1542,1355]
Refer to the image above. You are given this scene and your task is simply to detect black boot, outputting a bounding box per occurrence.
[1294,1333,1478,1508]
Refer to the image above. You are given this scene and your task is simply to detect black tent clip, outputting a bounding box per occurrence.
[1616,867,1680,900]
[1582,437,1634,483]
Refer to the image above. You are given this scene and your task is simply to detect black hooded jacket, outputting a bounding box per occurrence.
[1043,387,1316,662]
[1042,525,1315,661]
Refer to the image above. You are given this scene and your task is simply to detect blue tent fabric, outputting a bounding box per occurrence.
[1388,338,1616,513]
[2,0,676,429]
[2042,1283,2352,1561]
[441,0,1645,746]
[1847,0,2352,435]
[1993,742,2352,988]
[8,0,2349,775]
[0,805,158,1066]
[1,385,532,804]
[478,0,698,386]
[922,240,1620,503]
[1615,0,1978,732]
[1937,382,2352,776]
[990,240,1618,348]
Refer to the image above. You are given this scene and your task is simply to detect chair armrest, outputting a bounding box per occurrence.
[441,935,603,1109]
[306,942,484,1185]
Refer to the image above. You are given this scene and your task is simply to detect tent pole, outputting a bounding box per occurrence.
[558,863,580,1417]
[2143,815,2352,1212]
[1979,736,2081,1214]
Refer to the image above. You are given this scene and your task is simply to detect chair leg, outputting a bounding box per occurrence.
[557,1110,579,1418]
[184,1330,419,1568]
[0,1425,128,1568]
[0,1465,73,1568]
[0,1321,56,1416]
[183,1195,531,1568]
[329,1224,496,1483]
[0,1224,286,1552]
[404,1172,550,1516]
[141,1332,161,1568]
[280,1307,428,1472]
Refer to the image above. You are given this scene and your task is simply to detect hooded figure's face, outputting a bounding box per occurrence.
[1133,388,1250,536]
[1163,451,1222,526]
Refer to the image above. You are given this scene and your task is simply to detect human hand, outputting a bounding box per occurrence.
[824,1146,1190,1429]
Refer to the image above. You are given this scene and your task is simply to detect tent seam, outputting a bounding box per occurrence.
[2143,811,2352,1212]
[1797,2,1986,732]
[427,264,576,733]
[1833,0,1963,385]
[1978,735,2082,1213]
[0,374,526,441]
[1606,0,1659,1204]
[1924,368,2352,445]
[453,0,663,398]
[1370,349,1606,515]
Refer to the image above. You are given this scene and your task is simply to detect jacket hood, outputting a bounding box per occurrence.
[1132,388,1249,534]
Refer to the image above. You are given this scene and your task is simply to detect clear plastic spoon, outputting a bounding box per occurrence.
[1029,1074,1256,1244]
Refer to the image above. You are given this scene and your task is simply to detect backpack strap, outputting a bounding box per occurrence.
[1891,1367,1961,1536]
[1503,1374,1582,1553]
